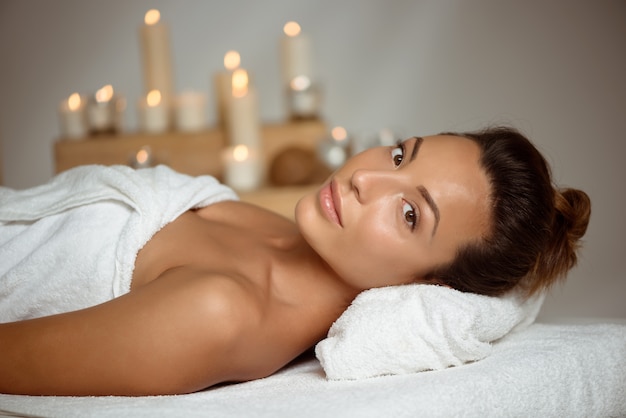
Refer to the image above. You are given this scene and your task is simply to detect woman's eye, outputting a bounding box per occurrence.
[391,145,404,167]
[402,201,418,230]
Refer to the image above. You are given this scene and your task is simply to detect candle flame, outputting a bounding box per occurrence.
[144,9,161,25]
[331,126,348,142]
[224,50,240,71]
[290,75,311,91]
[136,147,150,164]
[232,69,249,98]
[146,89,162,107]
[95,85,114,103]
[283,21,301,37]
[68,93,82,111]
[233,145,249,162]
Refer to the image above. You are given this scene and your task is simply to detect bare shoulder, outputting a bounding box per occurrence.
[151,266,265,338]
[151,267,313,384]
[136,266,266,353]
[130,267,302,390]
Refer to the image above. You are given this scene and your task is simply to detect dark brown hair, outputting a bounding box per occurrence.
[427,126,591,297]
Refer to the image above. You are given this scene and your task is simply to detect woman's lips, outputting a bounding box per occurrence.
[320,179,343,227]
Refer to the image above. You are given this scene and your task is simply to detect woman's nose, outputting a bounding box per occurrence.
[351,169,397,203]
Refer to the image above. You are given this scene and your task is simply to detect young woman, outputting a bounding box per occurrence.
[0,126,590,396]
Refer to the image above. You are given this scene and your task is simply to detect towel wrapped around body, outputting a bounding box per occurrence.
[0,165,237,323]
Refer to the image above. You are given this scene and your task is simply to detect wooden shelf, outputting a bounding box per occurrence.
[54,120,327,179]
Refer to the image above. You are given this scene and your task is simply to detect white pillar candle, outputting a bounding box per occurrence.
[223,145,263,192]
[139,9,174,109]
[213,50,240,128]
[226,68,261,149]
[280,21,313,87]
[58,92,88,140]
[138,89,169,134]
[174,91,207,132]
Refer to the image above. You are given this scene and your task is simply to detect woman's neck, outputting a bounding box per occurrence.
[193,200,362,342]
[268,231,361,337]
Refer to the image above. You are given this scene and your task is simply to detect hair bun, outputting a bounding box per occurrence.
[527,187,591,294]
[554,188,591,248]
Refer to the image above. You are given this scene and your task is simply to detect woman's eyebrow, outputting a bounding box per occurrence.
[408,137,440,237]
[418,185,440,237]
[408,136,423,163]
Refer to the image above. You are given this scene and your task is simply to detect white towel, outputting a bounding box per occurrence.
[0,164,237,322]
[315,283,545,380]
[1,320,624,417]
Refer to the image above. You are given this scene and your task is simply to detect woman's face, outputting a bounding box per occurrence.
[295,134,491,291]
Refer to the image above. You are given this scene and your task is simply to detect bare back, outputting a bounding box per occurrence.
[0,201,356,396]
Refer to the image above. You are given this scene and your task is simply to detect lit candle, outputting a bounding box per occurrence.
[139,9,174,110]
[280,21,313,88]
[318,126,351,170]
[223,144,263,191]
[138,89,169,134]
[58,92,87,140]
[130,145,154,169]
[174,91,207,132]
[287,74,320,120]
[214,50,240,128]
[87,84,121,135]
[227,68,261,149]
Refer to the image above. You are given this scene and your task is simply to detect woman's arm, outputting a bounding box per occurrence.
[0,267,267,396]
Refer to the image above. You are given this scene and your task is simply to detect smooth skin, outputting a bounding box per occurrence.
[0,135,490,396]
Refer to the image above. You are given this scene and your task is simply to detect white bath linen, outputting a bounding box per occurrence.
[0,320,624,418]
[0,164,237,322]
[315,284,545,380]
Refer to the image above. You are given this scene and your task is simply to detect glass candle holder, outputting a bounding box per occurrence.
[317,126,352,170]
[286,75,321,120]
[87,84,124,135]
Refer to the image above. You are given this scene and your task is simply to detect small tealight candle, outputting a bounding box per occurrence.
[223,144,263,192]
[174,91,207,132]
[130,145,154,169]
[138,89,169,134]
[58,92,88,140]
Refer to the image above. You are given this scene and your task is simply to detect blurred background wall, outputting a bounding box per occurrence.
[0,0,624,320]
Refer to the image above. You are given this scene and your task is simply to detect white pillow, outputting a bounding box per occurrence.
[315,284,545,380]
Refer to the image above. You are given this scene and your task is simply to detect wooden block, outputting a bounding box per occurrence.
[54,129,226,177]
[54,120,327,179]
